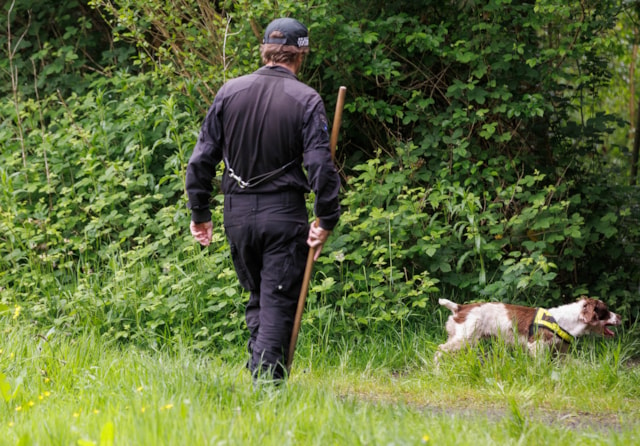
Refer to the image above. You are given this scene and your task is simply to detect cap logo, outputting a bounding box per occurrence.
[297,36,309,47]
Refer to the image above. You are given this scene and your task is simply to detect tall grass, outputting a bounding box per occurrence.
[1,237,639,445]
[1,310,639,445]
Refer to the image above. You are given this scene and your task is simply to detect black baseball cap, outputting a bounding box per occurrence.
[263,18,309,48]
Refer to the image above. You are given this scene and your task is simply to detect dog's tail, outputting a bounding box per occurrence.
[438,298,459,313]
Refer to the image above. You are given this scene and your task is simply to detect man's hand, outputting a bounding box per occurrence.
[307,221,330,261]
[190,220,213,246]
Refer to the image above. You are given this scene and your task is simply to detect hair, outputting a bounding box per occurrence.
[260,31,309,65]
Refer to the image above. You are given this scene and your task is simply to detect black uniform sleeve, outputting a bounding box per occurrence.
[302,97,341,230]
[185,95,225,223]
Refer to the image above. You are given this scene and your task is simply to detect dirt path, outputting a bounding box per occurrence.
[412,403,630,432]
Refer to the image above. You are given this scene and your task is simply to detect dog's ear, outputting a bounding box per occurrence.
[579,298,598,324]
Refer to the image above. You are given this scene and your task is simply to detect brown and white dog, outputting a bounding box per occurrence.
[434,297,621,364]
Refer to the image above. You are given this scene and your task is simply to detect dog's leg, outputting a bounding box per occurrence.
[434,350,443,367]
[434,338,459,367]
[434,311,480,366]
[527,340,543,357]
[434,334,476,366]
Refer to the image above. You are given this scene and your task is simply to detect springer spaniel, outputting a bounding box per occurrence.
[434,297,621,364]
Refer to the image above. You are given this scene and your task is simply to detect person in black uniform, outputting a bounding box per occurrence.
[185,18,341,384]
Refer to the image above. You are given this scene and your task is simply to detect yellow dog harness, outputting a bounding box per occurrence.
[530,308,574,344]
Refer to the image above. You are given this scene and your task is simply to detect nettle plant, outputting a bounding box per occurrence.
[0,69,247,348]
[1,0,638,346]
[312,141,635,329]
[304,0,639,325]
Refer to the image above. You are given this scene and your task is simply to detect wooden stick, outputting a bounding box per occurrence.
[287,86,347,373]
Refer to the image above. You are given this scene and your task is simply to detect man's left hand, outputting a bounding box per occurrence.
[191,220,213,246]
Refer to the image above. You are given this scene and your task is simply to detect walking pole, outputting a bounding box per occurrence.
[287,86,347,373]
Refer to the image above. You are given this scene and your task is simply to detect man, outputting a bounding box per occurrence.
[185,18,341,384]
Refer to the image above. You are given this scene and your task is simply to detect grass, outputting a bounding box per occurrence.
[1,315,639,446]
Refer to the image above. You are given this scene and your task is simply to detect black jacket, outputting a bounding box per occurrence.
[186,65,341,230]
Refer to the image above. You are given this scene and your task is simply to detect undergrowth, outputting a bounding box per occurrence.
[1,316,638,446]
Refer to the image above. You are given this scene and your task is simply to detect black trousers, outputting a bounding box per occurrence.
[223,192,309,380]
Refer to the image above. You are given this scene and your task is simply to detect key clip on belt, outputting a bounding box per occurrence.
[224,156,299,189]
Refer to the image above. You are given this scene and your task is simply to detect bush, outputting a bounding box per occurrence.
[314,144,640,330]
[1,0,638,352]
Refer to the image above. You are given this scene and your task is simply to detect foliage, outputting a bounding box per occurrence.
[597,0,640,184]
[0,0,131,98]
[316,143,640,326]
[310,0,640,322]
[88,0,234,108]
[0,67,247,347]
[0,0,639,352]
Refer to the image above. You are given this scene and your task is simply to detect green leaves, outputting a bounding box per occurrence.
[0,0,638,347]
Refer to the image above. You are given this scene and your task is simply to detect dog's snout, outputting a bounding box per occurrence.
[610,312,622,325]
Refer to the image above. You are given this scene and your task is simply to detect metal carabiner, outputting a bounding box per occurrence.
[227,165,250,189]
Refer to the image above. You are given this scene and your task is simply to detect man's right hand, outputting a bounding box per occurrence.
[190,220,213,246]
[307,221,330,261]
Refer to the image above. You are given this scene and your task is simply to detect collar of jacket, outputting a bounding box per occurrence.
[258,65,298,80]
[530,308,574,344]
